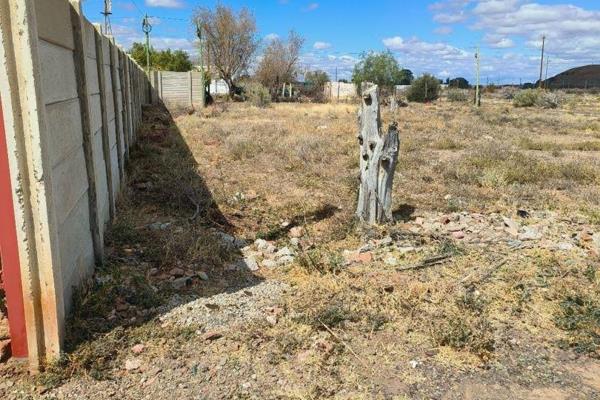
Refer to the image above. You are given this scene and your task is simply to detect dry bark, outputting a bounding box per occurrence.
[356,86,400,224]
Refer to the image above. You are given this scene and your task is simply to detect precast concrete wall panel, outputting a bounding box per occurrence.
[0,0,154,369]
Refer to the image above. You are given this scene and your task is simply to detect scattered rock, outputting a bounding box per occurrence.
[502,217,519,236]
[277,255,295,266]
[254,239,268,250]
[202,331,223,341]
[170,268,185,277]
[557,242,574,251]
[261,259,278,269]
[289,226,304,238]
[131,344,145,354]
[580,232,593,242]
[276,247,293,258]
[357,252,373,263]
[216,231,246,248]
[245,257,259,271]
[398,246,416,255]
[171,277,192,290]
[384,256,398,266]
[452,231,465,239]
[148,222,171,231]
[266,315,277,325]
[125,358,142,371]
[519,227,542,241]
[290,238,300,247]
[198,271,209,281]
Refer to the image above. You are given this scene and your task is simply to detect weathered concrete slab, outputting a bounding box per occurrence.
[39,40,77,105]
[45,99,83,168]
[34,0,74,50]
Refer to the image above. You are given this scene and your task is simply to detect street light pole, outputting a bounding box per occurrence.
[142,14,152,74]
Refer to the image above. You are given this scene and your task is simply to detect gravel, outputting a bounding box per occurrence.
[158,281,291,331]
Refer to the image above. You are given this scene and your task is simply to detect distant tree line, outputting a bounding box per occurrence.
[129,42,192,72]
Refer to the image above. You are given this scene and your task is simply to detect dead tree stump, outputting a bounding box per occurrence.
[356,86,400,224]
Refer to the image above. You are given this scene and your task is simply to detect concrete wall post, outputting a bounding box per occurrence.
[69,0,103,265]
[108,37,124,185]
[92,25,115,220]
[0,0,67,369]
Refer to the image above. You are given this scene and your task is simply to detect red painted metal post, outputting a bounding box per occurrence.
[0,98,28,358]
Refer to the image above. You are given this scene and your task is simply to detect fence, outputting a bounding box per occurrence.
[324,82,357,102]
[151,71,229,108]
[0,0,151,368]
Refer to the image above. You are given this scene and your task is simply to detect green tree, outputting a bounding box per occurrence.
[406,74,441,103]
[129,42,192,72]
[305,70,330,88]
[448,77,470,89]
[351,51,413,93]
[397,68,414,85]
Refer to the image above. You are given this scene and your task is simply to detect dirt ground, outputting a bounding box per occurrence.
[1,92,600,399]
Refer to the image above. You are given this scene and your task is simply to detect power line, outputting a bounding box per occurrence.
[129,0,145,16]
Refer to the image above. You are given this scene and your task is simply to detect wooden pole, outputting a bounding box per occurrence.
[538,35,545,89]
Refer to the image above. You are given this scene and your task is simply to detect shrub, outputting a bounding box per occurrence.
[513,89,539,107]
[447,89,469,102]
[241,82,271,107]
[536,91,561,109]
[407,74,440,103]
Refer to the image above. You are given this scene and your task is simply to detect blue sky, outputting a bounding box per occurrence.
[82,0,600,83]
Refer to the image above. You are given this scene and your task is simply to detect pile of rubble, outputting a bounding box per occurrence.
[221,226,305,272]
[401,210,600,254]
[341,210,600,267]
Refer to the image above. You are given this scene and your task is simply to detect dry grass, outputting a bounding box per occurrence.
[5,93,600,398]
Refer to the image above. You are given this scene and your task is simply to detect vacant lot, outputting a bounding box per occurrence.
[2,94,600,399]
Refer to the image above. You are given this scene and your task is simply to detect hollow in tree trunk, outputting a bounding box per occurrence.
[356,85,400,224]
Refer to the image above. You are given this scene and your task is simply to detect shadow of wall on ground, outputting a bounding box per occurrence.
[58,103,265,379]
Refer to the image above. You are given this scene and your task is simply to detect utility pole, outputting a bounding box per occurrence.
[196,22,206,107]
[335,67,339,101]
[101,0,112,35]
[142,14,152,74]
[475,46,480,106]
[544,55,550,89]
[538,35,545,89]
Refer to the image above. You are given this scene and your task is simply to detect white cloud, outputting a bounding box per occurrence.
[472,2,600,63]
[483,34,514,48]
[425,1,600,81]
[313,41,332,50]
[145,0,184,8]
[109,23,195,53]
[434,26,453,35]
[298,52,357,80]
[433,11,468,23]
[305,3,319,11]
[473,0,520,15]
[383,36,471,61]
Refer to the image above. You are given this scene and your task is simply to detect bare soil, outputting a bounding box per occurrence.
[1,93,600,399]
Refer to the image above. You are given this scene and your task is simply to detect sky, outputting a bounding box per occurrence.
[82,0,600,84]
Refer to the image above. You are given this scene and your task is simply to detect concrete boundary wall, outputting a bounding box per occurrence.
[324,82,358,102]
[0,0,151,369]
[151,71,207,109]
